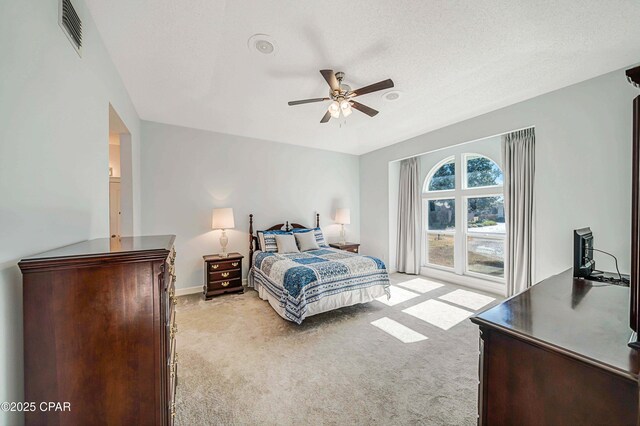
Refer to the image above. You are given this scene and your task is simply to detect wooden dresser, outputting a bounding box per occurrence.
[471,269,639,425]
[203,253,243,299]
[19,235,178,425]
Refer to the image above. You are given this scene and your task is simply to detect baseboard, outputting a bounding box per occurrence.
[175,279,248,296]
[420,267,506,296]
[175,286,202,296]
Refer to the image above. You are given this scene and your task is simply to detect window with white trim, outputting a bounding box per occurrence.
[423,153,505,281]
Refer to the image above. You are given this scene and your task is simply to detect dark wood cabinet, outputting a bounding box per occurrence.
[329,242,360,253]
[18,235,178,425]
[471,269,639,425]
[203,253,243,299]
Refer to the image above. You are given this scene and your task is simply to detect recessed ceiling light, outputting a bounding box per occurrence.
[248,34,276,55]
[383,90,401,101]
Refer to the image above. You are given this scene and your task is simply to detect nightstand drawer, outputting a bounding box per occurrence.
[346,246,359,253]
[207,278,242,292]
[208,259,241,272]
[208,268,241,282]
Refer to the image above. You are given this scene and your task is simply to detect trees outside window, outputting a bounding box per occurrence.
[423,154,505,280]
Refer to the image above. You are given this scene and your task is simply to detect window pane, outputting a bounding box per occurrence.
[428,159,455,191]
[466,155,503,188]
[427,199,455,231]
[467,196,505,234]
[427,233,454,268]
[467,237,504,277]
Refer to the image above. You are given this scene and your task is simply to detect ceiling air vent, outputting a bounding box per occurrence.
[59,0,82,56]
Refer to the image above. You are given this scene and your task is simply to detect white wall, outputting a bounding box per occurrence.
[361,67,638,284]
[140,121,360,291]
[0,1,141,424]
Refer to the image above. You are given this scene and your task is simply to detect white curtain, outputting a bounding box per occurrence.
[502,128,535,296]
[397,157,421,274]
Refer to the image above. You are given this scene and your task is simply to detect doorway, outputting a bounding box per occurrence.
[108,104,132,239]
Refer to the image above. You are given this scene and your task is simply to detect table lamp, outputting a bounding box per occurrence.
[212,208,235,257]
[335,208,350,245]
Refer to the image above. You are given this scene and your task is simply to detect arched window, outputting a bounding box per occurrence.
[464,154,503,189]
[425,156,455,192]
[422,152,505,281]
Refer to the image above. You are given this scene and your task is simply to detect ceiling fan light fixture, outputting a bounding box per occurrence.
[340,100,353,117]
[328,101,340,119]
[288,70,391,123]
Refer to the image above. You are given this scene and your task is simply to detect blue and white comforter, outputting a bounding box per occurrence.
[249,248,390,324]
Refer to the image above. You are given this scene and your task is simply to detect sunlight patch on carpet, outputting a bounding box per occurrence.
[375,285,420,306]
[438,289,495,310]
[371,317,428,343]
[402,299,472,330]
[395,278,444,294]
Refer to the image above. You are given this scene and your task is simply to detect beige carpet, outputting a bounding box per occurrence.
[174,273,501,425]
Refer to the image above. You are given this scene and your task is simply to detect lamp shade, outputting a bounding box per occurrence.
[212,208,235,230]
[335,208,351,225]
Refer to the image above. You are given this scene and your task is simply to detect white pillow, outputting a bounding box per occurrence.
[295,231,320,251]
[275,234,299,254]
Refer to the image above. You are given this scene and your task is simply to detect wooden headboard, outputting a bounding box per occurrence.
[249,213,320,262]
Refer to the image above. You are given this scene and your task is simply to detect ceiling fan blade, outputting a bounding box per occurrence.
[320,110,332,123]
[351,79,394,97]
[320,69,339,92]
[350,100,379,117]
[288,97,330,106]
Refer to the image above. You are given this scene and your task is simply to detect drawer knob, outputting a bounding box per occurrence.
[211,264,219,270]
[221,272,229,278]
[231,262,239,267]
[221,281,230,287]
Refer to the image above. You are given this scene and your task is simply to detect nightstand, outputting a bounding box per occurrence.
[203,253,244,300]
[329,242,360,254]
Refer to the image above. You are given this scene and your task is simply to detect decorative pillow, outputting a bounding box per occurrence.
[294,231,320,252]
[291,227,328,247]
[275,234,299,254]
[257,230,291,252]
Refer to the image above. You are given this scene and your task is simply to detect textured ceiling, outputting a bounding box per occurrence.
[86,0,640,155]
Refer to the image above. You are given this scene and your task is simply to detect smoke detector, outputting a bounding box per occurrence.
[383,90,401,101]
[248,34,276,55]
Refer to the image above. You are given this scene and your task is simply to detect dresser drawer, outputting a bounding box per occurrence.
[207,259,241,272]
[207,277,242,292]
[208,268,240,282]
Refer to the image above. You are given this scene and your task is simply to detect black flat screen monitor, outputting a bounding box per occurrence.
[574,227,595,278]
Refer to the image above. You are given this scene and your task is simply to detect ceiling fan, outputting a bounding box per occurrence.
[288,70,394,123]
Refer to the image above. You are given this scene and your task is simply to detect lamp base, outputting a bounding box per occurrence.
[219,229,229,258]
[340,224,346,245]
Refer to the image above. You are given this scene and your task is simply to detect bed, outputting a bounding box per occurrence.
[247,214,390,324]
